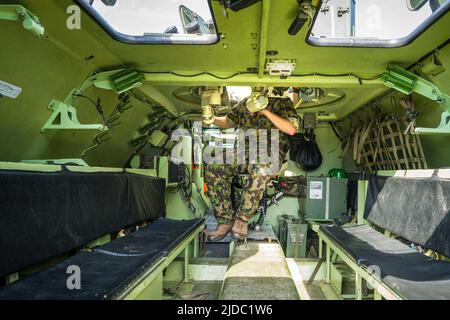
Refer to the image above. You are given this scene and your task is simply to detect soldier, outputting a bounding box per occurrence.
[204,89,299,241]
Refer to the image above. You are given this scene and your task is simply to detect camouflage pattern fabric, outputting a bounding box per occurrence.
[227,97,299,162]
[278,176,307,197]
[205,97,299,223]
[205,163,272,223]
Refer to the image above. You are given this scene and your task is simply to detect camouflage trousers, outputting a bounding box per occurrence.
[205,163,274,223]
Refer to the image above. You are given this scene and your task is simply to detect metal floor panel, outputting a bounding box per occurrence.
[247,224,277,241]
[220,241,300,300]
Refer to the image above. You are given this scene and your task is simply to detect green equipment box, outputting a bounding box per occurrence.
[278,215,308,259]
[304,177,348,222]
[277,214,295,239]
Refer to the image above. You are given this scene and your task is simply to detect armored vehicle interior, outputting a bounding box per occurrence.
[0,0,449,301]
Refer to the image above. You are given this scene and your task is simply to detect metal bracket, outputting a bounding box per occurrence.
[41,100,105,133]
[382,65,450,135]
[71,68,143,97]
[0,5,45,37]
[42,69,143,133]
[414,111,450,135]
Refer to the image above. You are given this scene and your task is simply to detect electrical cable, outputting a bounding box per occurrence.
[329,121,343,142]
[175,163,197,217]
[140,71,255,80]
[129,90,157,109]
[164,112,201,130]
[291,72,383,84]
[332,89,398,124]
[73,93,97,107]
[295,93,347,110]
[72,94,110,130]
[122,139,149,168]
[140,70,383,82]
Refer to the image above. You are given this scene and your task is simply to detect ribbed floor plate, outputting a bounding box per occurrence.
[220,241,300,300]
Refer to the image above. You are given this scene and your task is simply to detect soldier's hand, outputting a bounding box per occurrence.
[246,92,269,113]
[202,115,216,126]
[202,105,216,125]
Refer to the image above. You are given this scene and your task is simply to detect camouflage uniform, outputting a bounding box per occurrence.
[205,97,298,223]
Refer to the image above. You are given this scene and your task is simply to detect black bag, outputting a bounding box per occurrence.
[286,133,304,162]
[295,131,322,171]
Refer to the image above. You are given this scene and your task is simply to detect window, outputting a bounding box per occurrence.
[78,0,218,44]
[308,0,450,47]
[227,86,252,103]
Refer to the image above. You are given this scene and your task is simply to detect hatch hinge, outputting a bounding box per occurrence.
[382,65,450,135]
[0,5,45,37]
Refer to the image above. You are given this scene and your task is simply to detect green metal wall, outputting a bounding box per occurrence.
[0,17,153,167]
[0,0,448,170]
[375,44,450,169]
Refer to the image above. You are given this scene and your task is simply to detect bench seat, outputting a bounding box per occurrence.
[0,167,166,278]
[0,218,204,300]
[320,224,450,300]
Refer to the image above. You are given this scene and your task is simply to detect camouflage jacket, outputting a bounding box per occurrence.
[227,97,299,163]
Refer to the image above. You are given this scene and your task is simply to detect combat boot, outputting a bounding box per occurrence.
[232,218,248,241]
[206,221,234,241]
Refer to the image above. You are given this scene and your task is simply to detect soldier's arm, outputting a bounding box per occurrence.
[260,109,297,136]
[213,116,235,129]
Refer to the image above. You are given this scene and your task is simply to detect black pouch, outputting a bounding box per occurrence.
[295,130,322,171]
[287,133,304,162]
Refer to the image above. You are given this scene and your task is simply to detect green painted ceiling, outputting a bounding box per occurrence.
[0,0,449,167]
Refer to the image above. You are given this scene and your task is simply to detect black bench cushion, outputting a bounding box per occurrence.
[0,170,165,278]
[0,218,204,300]
[364,175,450,257]
[95,218,205,256]
[320,224,450,300]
